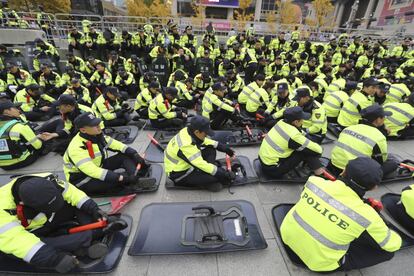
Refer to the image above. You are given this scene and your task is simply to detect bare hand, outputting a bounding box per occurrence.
[40,106,51,112]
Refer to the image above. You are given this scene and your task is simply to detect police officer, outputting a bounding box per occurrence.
[38,94,96,154]
[164,115,235,192]
[384,93,414,139]
[114,66,137,98]
[329,104,398,177]
[92,86,130,127]
[63,78,92,107]
[258,106,324,179]
[148,86,187,129]
[202,82,238,130]
[90,62,112,93]
[63,112,148,194]
[389,184,414,233]
[0,101,45,170]
[292,87,327,144]
[337,77,378,128]
[245,80,274,117]
[0,173,127,273]
[260,82,293,128]
[134,81,160,119]
[225,69,244,99]
[14,84,56,121]
[238,74,265,110]
[323,81,357,123]
[172,70,198,109]
[38,63,64,98]
[281,157,401,272]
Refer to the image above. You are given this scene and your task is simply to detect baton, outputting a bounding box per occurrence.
[134,153,146,176]
[322,170,336,181]
[69,220,107,234]
[400,163,414,171]
[147,134,165,152]
[226,154,232,171]
[245,125,253,138]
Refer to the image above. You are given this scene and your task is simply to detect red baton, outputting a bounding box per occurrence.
[69,220,107,234]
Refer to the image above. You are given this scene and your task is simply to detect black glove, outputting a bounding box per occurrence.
[92,208,109,221]
[217,143,235,157]
[120,173,140,185]
[176,112,184,119]
[115,111,123,117]
[215,167,236,183]
[55,254,79,273]
[132,152,146,166]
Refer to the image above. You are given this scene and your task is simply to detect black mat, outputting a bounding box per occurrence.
[153,129,265,147]
[165,155,258,190]
[253,157,331,184]
[387,135,414,141]
[0,164,163,198]
[381,193,414,248]
[381,159,414,184]
[103,126,139,144]
[327,123,342,138]
[0,214,132,274]
[271,204,306,267]
[128,200,267,255]
[142,120,183,131]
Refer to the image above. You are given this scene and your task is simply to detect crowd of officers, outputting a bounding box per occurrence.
[0,12,414,273]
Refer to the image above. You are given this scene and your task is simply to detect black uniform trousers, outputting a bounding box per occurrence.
[259,151,322,179]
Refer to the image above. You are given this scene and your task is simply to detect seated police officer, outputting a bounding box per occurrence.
[14,84,56,121]
[328,104,399,177]
[92,86,131,127]
[63,112,148,194]
[148,86,187,129]
[202,82,241,130]
[258,106,324,179]
[281,157,401,272]
[38,95,96,154]
[389,185,414,233]
[0,101,45,170]
[0,173,127,273]
[384,93,414,139]
[164,115,236,192]
[134,81,160,119]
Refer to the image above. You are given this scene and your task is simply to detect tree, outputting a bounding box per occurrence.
[275,0,301,26]
[307,0,335,28]
[233,0,254,31]
[10,0,70,13]
[127,0,171,17]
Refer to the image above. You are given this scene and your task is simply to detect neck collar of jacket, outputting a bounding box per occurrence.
[187,127,203,145]
[79,132,106,145]
[339,176,366,198]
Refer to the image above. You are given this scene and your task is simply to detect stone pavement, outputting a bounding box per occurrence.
[1,129,414,276]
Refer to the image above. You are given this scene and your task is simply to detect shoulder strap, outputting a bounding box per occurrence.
[0,119,19,138]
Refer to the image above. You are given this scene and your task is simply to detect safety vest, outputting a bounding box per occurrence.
[61,104,96,136]
[134,88,154,110]
[325,78,346,100]
[246,87,270,113]
[322,91,349,118]
[92,95,121,122]
[90,70,112,86]
[175,81,192,101]
[194,74,213,92]
[64,86,92,106]
[302,101,328,135]
[337,91,374,127]
[258,120,322,165]
[384,103,414,137]
[384,83,410,105]
[148,93,177,120]
[331,124,387,170]
[401,184,414,220]
[238,81,260,105]
[281,176,401,272]
[0,172,90,263]
[164,127,218,176]
[63,133,127,187]
[201,89,234,119]
[0,120,24,161]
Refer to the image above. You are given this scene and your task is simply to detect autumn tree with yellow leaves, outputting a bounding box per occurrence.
[305,0,335,28]
[266,0,301,32]
[9,0,70,13]
[127,0,171,17]
[190,0,206,27]
[233,0,254,31]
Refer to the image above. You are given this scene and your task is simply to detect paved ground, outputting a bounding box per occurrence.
[2,128,414,276]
